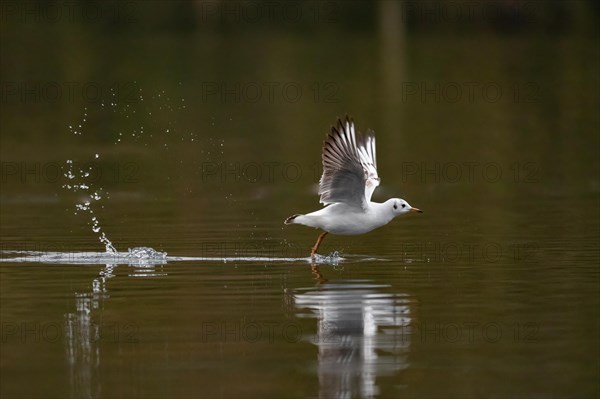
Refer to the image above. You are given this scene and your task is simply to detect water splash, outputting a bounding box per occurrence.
[0,247,167,266]
[63,156,116,254]
[0,248,389,266]
[313,251,343,265]
[62,83,198,255]
[127,247,167,264]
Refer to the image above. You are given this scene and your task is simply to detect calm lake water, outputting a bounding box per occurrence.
[1,2,599,398]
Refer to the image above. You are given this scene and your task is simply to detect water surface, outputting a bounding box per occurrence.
[1,3,599,398]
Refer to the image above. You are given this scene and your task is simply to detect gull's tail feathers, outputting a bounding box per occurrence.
[284,214,303,225]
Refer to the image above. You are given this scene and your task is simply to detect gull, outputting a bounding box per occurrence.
[285,116,422,258]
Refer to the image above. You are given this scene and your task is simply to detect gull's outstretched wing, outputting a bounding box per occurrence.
[319,116,380,209]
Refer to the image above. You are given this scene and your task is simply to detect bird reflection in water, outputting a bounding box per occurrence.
[311,264,329,284]
[294,265,412,399]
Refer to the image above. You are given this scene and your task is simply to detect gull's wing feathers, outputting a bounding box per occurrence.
[359,128,379,202]
[319,116,380,209]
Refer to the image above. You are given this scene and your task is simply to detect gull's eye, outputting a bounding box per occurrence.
[402,204,406,208]
[393,204,398,210]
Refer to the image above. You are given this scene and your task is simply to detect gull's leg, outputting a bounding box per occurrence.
[310,232,328,259]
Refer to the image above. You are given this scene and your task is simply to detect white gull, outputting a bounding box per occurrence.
[285,116,422,258]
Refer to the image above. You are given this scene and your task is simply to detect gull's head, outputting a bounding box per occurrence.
[388,198,423,217]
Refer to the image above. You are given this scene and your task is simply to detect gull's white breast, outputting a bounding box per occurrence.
[294,203,392,235]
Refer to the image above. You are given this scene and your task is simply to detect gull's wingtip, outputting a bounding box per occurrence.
[330,114,355,135]
[342,114,354,128]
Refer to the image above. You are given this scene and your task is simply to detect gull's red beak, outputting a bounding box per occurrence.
[410,207,423,213]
